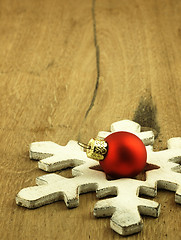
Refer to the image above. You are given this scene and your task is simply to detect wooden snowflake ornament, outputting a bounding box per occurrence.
[16,120,181,236]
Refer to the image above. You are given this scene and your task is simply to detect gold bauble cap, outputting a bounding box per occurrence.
[86,138,108,161]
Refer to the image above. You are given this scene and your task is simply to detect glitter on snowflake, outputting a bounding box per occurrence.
[16,120,181,236]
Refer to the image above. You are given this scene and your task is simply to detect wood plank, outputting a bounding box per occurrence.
[0,0,181,239]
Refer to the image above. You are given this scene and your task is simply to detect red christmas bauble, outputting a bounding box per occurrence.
[99,131,147,178]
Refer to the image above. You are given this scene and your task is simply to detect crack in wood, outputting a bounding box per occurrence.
[84,0,100,119]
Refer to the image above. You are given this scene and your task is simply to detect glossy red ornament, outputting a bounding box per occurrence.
[99,131,147,178]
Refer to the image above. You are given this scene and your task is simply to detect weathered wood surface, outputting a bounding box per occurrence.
[0,0,181,239]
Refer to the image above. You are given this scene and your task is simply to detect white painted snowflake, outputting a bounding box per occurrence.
[16,120,181,236]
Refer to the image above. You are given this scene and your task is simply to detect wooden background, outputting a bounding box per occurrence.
[0,0,181,239]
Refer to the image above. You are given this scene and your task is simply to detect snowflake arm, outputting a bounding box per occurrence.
[30,140,86,172]
[98,119,154,146]
[145,137,181,204]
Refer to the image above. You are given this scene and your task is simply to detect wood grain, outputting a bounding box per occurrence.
[0,0,181,239]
